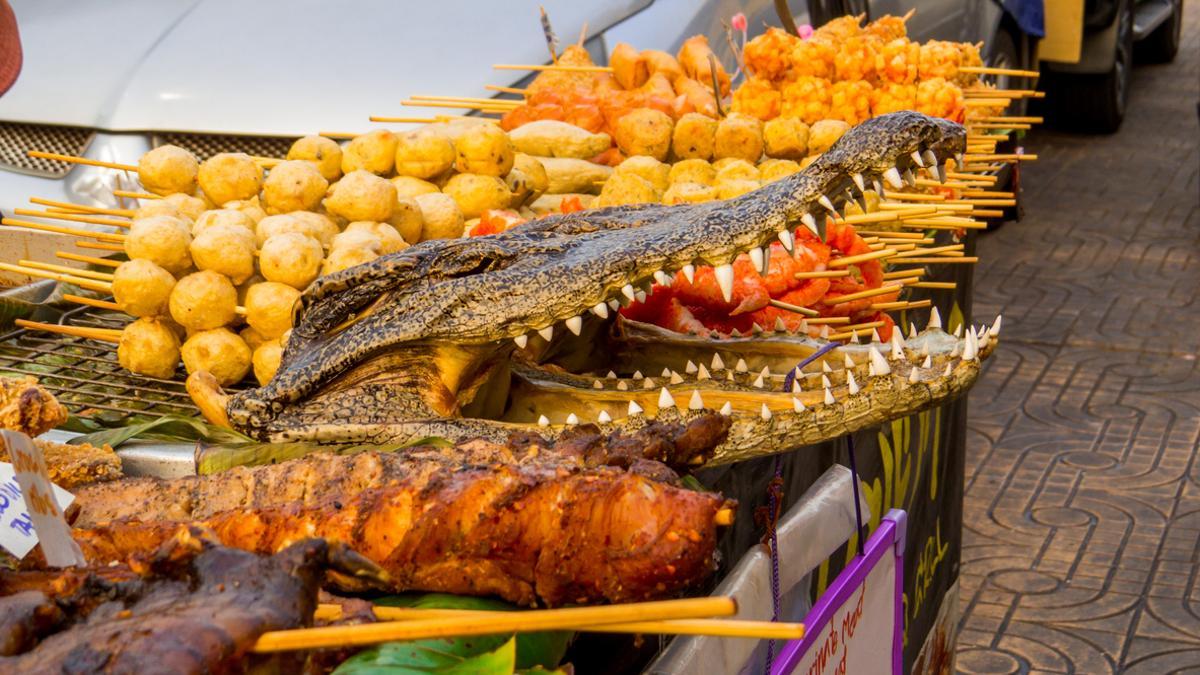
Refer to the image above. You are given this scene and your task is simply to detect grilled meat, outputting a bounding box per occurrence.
[6,439,122,489]
[0,377,67,438]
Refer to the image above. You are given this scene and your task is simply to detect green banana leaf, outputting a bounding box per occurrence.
[195,436,455,474]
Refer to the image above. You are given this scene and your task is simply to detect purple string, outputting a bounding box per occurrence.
[846,434,866,558]
[781,342,841,392]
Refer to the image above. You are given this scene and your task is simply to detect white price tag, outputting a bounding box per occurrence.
[0,431,86,566]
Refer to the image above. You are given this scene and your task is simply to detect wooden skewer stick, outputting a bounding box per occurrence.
[853,230,927,239]
[253,596,735,653]
[57,251,121,268]
[793,270,850,279]
[896,257,979,264]
[970,115,1043,124]
[485,84,527,95]
[0,263,113,292]
[972,209,1006,218]
[61,294,121,311]
[27,151,136,172]
[12,208,132,230]
[493,63,613,73]
[822,283,903,305]
[957,198,1016,207]
[827,249,897,268]
[411,95,520,106]
[883,268,926,279]
[827,324,884,341]
[836,211,901,225]
[878,237,935,246]
[881,191,943,202]
[113,189,159,200]
[962,154,1037,162]
[319,131,362,139]
[899,219,986,230]
[892,244,963,259]
[959,65,1040,77]
[1,217,125,243]
[911,281,959,289]
[963,89,1041,98]
[18,260,114,281]
[966,122,1031,130]
[14,319,121,343]
[871,299,932,311]
[803,316,851,325]
[76,240,125,252]
[29,197,133,218]
[963,98,1013,107]
[768,299,820,317]
[401,100,517,112]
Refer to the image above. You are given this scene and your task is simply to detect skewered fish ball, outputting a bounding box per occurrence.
[192,208,255,235]
[240,325,269,351]
[343,221,407,254]
[117,318,181,379]
[671,112,717,160]
[763,117,810,159]
[388,199,423,246]
[596,173,659,207]
[758,159,802,183]
[662,182,718,204]
[512,154,549,199]
[125,215,193,275]
[395,129,456,179]
[243,281,300,339]
[614,108,673,161]
[290,211,340,248]
[132,200,184,222]
[255,212,339,249]
[807,119,851,156]
[614,156,670,193]
[342,129,398,176]
[169,270,239,331]
[321,246,379,275]
[111,259,176,318]
[252,339,283,385]
[454,124,515,176]
[442,173,512,219]
[413,193,464,241]
[138,145,199,196]
[287,135,343,182]
[262,160,329,214]
[164,192,208,222]
[259,232,323,289]
[223,197,267,225]
[190,223,257,285]
[716,178,761,200]
[181,328,251,387]
[714,159,760,183]
[390,175,440,199]
[668,159,716,186]
[198,153,263,206]
[324,170,396,223]
[714,113,765,163]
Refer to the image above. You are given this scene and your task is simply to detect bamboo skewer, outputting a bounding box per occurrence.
[870,299,931,311]
[493,63,613,73]
[960,65,1040,77]
[29,197,133,218]
[768,299,820,317]
[963,98,1013,107]
[18,260,114,281]
[27,151,136,172]
[881,268,925,281]
[911,281,958,289]
[853,230,927,239]
[1,217,125,243]
[76,240,125,252]
[827,324,884,341]
[826,249,896,268]
[61,294,121,311]
[793,270,850,279]
[0,263,112,292]
[485,84,528,95]
[56,251,121,268]
[411,95,520,106]
[14,319,121,343]
[970,115,1043,124]
[823,283,902,305]
[803,316,850,325]
[12,208,131,229]
[963,89,1042,99]
[895,257,978,264]
[892,244,963,259]
[962,154,1037,162]
[113,190,159,200]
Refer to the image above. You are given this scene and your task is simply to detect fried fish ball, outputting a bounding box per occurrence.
[344,221,407,254]
[223,197,267,225]
[454,124,515,177]
[512,154,548,199]
[243,281,300,339]
[287,135,343,182]
[442,173,512,219]
[198,153,263,206]
[181,328,251,387]
[662,182,718,204]
[169,270,238,331]
[111,259,176,318]
[504,168,536,207]
[714,113,765,163]
[807,119,851,156]
[192,208,255,236]
[388,199,423,246]
[758,158,802,183]
[240,325,269,352]
[288,211,340,248]
[614,108,673,161]
[714,159,760,183]
[132,200,183,222]
[614,156,670,193]
[671,112,717,160]
[324,170,397,223]
[125,215,193,275]
[262,160,329,214]
[189,223,257,285]
[763,118,810,159]
[252,339,284,385]
[342,129,399,176]
[391,175,440,199]
[118,318,181,379]
[164,192,209,222]
[255,214,306,247]
[413,193,464,241]
[259,232,323,289]
[716,178,761,200]
[321,246,379,275]
[668,158,716,186]
[138,145,199,196]
[843,189,881,216]
[331,229,383,254]
[596,172,659,207]
[395,129,456,179]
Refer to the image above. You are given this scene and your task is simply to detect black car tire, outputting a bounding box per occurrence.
[1044,0,1134,133]
[1136,0,1183,63]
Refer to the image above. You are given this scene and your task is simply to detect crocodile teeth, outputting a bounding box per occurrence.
[792,379,802,394]
[617,381,628,391]
[628,400,643,415]
[621,284,636,301]
[979,326,991,348]
[923,149,938,168]
[752,403,769,421]
[751,323,764,334]
[793,397,806,412]
[824,387,836,405]
[734,358,749,373]
[632,370,644,379]
[847,371,859,395]
[565,413,579,426]
[697,364,711,380]
[719,401,733,416]
[822,361,833,373]
[894,329,907,350]
[661,367,672,378]
[760,245,771,274]
[752,374,765,388]
[818,195,836,212]
[956,152,965,168]
[849,331,860,344]
[799,319,810,333]
[950,343,960,358]
[729,328,742,337]
[592,380,603,389]
[953,324,963,338]
[682,264,696,283]
[929,307,942,330]
[592,303,609,318]
[688,390,704,410]
[606,370,618,379]
[890,335,905,360]
[749,247,764,271]
[921,354,932,368]
[565,316,582,335]
[760,366,771,378]
[800,213,818,235]
[658,387,676,409]
[537,325,554,341]
[852,173,866,192]
[711,353,725,371]
[909,367,920,384]
[653,270,672,286]
[777,229,795,253]
[903,168,916,187]
[869,346,891,376]
[538,415,550,427]
[911,150,925,167]
[883,167,903,189]
[871,328,881,343]
[643,378,656,390]
[873,178,885,196]
[598,410,612,423]
[962,331,978,361]
[844,353,856,368]
[821,374,832,389]
[775,317,788,332]
[991,314,1003,336]
[670,371,684,385]
[933,162,947,183]
[514,334,528,348]
[685,360,698,374]
[909,322,918,339]
[944,363,953,377]
[608,299,621,312]
[820,325,831,338]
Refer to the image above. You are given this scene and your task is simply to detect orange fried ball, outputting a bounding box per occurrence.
[731,78,782,121]
[780,77,832,125]
[829,81,874,125]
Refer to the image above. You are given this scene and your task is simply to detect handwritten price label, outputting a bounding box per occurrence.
[0,430,85,566]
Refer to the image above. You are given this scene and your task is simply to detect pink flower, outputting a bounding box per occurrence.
[799,24,814,39]
[731,12,747,32]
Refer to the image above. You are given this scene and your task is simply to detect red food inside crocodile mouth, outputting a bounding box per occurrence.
[621,221,896,341]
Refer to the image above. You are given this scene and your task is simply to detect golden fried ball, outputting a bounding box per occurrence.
[395,129,456,179]
[671,112,718,160]
[164,192,208,222]
[716,179,761,200]
[413,193,464,241]
[192,208,255,236]
[169,270,238,331]
[331,229,383,254]
[596,173,659,207]
[454,124,515,176]
[341,130,398,176]
[132,200,183,222]
[344,221,407,254]
[668,158,716,186]
[138,145,199,196]
[240,325,269,351]
[287,135,343,182]
[662,182,718,204]
[289,211,340,249]
[262,160,329,214]
[758,158,803,183]
[255,214,307,248]
[512,154,549,198]
[223,197,266,225]
[321,246,379,276]
[714,159,761,183]
[111,259,176,318]
[714,113,765,163]
[181,328,251,387]
[244,281,301,339]
[843,190,881,216]
[252,340,284,386]
[807,119,851,156]
[118,318,181,379]
[125,215,193,275]
[390,175,440,199]
[614,108,673,161]
[198,153,263,206]
[615,156,670,193]
[389,198,423,245]
[763,118,810,159]
[259,232,323,289]
[441,173,512,219]
[324,170,397,223]
[189,223,257,285]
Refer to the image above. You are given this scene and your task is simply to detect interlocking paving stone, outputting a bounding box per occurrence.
[956,4,1200,672]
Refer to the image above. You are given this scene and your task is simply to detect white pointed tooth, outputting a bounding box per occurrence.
[911,150,925,167]
[979,326,991,348]
[514,334,529,349]
[711,353,725,371]
[685,360,698,374]
[818,195,836,212]
[944,363,953,377]
[869,346,891,376]
[598,410,612,423]
[950,342,961,358]
[849,331,860,344]
[749,247,764,271]
[793,397,806,412]
[621,284,636,301]
[661,367,672,378]
[903,168,916,187]
[773,317,786,333]
[929,307,942,330]
[824,387,836,405]
[844,353,855,368]
[909,323,918,339]
[754,403,770,421]
[593,380,604,389]
[635,290,647,303]
[592,303,609,319]
[800,319,810,333]
[658,387,676,409]
[752,374,765,388]
[682,264,696,283]
[628,400,643,415]
[735,358,749,373]
[884,167,903,189]
[847,371,859,395]
[822,361,833,373]
[617,381,629,391]
[538,415,550,427]
[697,364,711,380]
[909,367,920,384]
[670,371,684,385]
[821,374,832,389]
[632,370,644,379]
[729,328,742,338]
[801,213,819,236]
[653,270,671,286]
[963,331,978,361]
[565,413,579,426]
[871,328,881,343]
[820,325,831,338]
[923,149,937,168]
[852,173,866,192]
[606,370,618,379]
[991,315,1003,336]
[777,228,795,252]
[689,390,704,410]
[934,162,947,183]
[953,324,962,338]
[792,379,803,394]
[891,335,905,360]
[643,378,656,390]
[608,299,621,311]
[873,178,885,195]
[922,354,932,368]
[538,325,554,341]
[956,152,965,168]
[719,401,733,416]
[751,323,764,335]
[760,366,772,378]
[565,315,583,335]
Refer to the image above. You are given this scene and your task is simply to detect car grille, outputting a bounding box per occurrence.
[0,122,95,178]
[153,133,298,161]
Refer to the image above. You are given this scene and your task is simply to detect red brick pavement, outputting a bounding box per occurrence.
[956,5,1200,674]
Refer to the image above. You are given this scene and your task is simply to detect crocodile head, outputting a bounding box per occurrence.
[189,112,988,465]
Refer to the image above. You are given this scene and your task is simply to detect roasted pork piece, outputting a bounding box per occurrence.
[0,377,67,437]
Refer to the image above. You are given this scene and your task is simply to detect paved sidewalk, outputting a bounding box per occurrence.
[956,6,1200,674]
